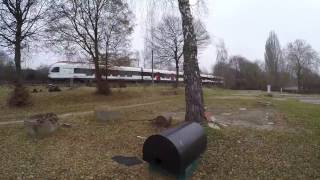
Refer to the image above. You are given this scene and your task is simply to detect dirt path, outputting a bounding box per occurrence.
[0,100,172,126]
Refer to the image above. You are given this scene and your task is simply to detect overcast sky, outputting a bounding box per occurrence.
[29,0,320,72]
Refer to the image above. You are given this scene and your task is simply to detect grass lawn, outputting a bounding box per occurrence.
[0,85,185,122]
[0,85,319,179]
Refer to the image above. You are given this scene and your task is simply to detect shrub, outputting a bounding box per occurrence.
[265,93,273,97]
[7,83,31,107]
[119,82,127,88]
[96,81,111,95]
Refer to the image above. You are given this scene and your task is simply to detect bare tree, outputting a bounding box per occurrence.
[215,39,228,64]
[284,39,320,92]
[264,31,282,89]
[49,0,132,95]
[229,55,264,90]
[213,39,229,86]
[140,0,206,122]
[0,0,46,82]
[148,15,209,88]
[178,0,205,122]
[102,1,134,79]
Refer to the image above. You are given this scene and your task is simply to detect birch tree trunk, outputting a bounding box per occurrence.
[178,0,205,122]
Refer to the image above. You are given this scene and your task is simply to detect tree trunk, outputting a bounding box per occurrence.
[105,43,109,80]
[105,52,109,81]
[175,61,179,88]
[14,23,22,83]
[174,50,179,88]
[93,56,102,84]
[14,40,22,83]
[93,31,110,95]
[178,0,205,122]
[297,68,302,92]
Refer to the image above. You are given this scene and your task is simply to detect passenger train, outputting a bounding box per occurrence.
[48,61,224,85]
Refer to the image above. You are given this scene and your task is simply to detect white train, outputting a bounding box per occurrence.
[48,61,224,85]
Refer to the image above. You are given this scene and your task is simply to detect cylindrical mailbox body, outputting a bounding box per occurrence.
[143,122,207,174]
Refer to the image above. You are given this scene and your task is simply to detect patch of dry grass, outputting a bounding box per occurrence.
[0,86,184,122]
[194,127,320,179]
[0,94,186,179]
[0,86,319,179]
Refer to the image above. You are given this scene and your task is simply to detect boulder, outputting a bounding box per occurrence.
[32,89,38,93]
[152,114,172,128]
[61,123,72,128]
[204,111,213,121]
[95,106,121,122]
[208,122,221,130]
[48,84,61,92]
[24,113,59,136]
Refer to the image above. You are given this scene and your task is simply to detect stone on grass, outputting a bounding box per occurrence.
[152,114,172,128]
[48,84,61,92]
[95,106,121,122]
[204,111,213,121]
[137,136,147,140]
[61,123,72,128]
[267,122,275,125]
[208,122,221,130]
[218,123,228,127]
[209,116,216,122]
[24,113,59,136]
[32,89,38,93]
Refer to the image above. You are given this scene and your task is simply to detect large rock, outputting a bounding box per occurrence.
[48,84,61,92]
[95,106,121,122]
[152,114,172,128]
[24,113,59,136]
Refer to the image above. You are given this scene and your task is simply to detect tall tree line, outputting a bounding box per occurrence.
[213,31,320,93]
[264,31,282,89]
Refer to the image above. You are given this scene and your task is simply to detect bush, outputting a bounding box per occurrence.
[265,93,273,97]
[119,82,127,88]
[7,83,31,107]
[96,81,111,95]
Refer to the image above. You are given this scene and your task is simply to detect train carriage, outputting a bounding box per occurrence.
[48,62,224,85]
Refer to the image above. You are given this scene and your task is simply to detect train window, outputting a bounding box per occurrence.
[109,70,119,76]
[131,71,141,76]
[143,72,152,76]
[126,71,133,77]
[74,68,94,75]
[74,68,81,74]
[51,67,60,73]
[119,71,130,77]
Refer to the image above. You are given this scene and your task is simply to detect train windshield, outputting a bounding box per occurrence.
[51,67,60,73]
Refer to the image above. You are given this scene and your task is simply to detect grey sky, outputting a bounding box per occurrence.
[29,0,320,73]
